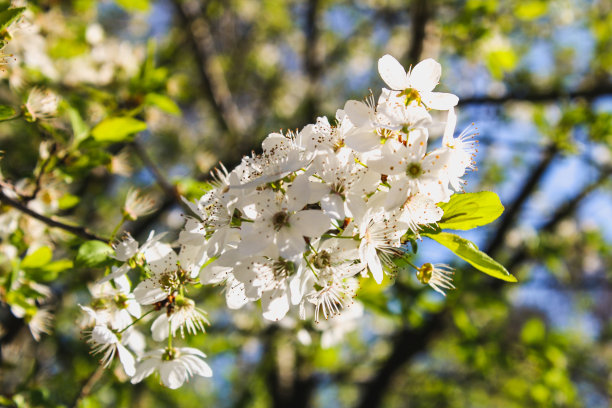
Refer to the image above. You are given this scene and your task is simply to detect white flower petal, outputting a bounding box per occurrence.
[133,280,167,305]
[443,107,457,144]
[277,228,307,259]
[378,54,410,90]
[181,355,213,378]
[226,279,250,309]
[151,314,170,341]
[344,128,380,152]
[117,344,136,377]
[130,358,159,384]
[364,244,383,284]
[422,91,459,110]
[160,361,186,389]
[92,325,118,344]
[286,173,310,212]
[97,264,130,284]
[409,58,441,92]
[144,242,178,275]
[321,193,345,220]
[344,100,371,127]
[291,210,331,237]
[261,290,290,321]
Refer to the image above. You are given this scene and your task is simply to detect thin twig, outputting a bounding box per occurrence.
[0,189,108,242]
[459,84,612,106]
[171,0,245,138]
[407,0,429,64]
[131,140,191,215]
[22,144,56,203]
[71,364,105,408]
[485,143,558,256]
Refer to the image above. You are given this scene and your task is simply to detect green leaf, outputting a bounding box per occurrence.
[75,241,113,268]
[145,93,181,116]
[423,232,517,282]
[515,1,548,20]
[0,7,25,32]
[91,117,147,143]
[115,0,149,11]
[26,259,73,282]
[58,193,80,210]
[0,105,16,121]
[438,191,504,230]
[521,318,546,344]
[21,247,53,270]
[68,107,89,146]
[5,291,37,316]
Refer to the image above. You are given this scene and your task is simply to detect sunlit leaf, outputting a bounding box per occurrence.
[438,191,504,230]
[0,105,16,121]
[145,93,181,116]
[58,193,80,210]
[67,107,89,146]
[26,259,73,282]
[91,117,147,143]
[0,7,25,32]
[21,247,53,270]
[423,232,517,282]
[115,0,149,11]
[75,240,114,268]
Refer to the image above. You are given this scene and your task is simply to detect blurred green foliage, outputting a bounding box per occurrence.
[0,0,611,407]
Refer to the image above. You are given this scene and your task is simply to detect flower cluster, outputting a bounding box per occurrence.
[80,55,478,387]
[194,55,473,320]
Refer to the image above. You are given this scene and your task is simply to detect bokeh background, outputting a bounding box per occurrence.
[1,0,612,407]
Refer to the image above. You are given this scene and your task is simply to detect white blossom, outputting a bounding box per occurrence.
[131,347,212,389]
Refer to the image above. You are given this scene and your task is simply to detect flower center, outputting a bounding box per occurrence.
[114,294,129,309]
[272,211,290,231]
[406,162,423,178]
[416,263,433,284]
[399,88,421,106]
[312,250,332,269]
[163,346,179,361]
[272,258,295,279]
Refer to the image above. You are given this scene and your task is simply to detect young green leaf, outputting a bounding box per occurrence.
[0,105,16,121]
[21,246,53,270]
[438,191,504,230]
[116,0,150,11]
[58,193,80,210]
[145,93,181,116]
[75,240,114,268]
[68,107,89,146]
[91,117,147,143]
[25,259,73,282]
[0,7,25,32]
[423,232,517,282]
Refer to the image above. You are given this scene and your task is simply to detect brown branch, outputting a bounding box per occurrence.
[505,167,612,272]
[355,143,569,408]
[0,189,108,242]
[354,315,444,408]
[458,84,612,106]
[172,0,245,138]
[130,140,192,215]
[302,0,323,123]
[407,0,430,64]
[485,143,558,256]
[70,364,105,408]
[355,162,606,408]
[22,146,55,203]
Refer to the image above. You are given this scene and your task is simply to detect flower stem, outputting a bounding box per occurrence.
[168,320,173,350]
[118,308,156,333]
[109,214,128,243]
